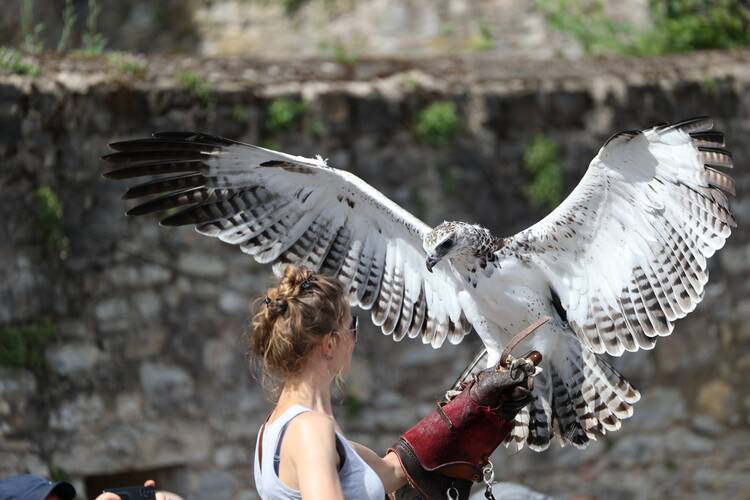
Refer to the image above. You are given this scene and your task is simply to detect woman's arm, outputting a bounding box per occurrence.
[284,412,345,500]
[350,442,407,493]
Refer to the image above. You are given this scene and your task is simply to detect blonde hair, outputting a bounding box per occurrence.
[249,265,349,386]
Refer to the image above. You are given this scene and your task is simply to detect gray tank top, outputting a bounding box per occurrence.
[253,405,385,500]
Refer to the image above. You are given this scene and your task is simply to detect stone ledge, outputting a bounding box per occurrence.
[3,49,750,95]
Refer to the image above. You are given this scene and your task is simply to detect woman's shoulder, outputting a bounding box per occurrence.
[287,409,336,438]
[281,409,340,466]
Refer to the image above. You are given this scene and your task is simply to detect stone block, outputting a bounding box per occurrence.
[191,470,237,500]
[213,445,249,468]
[49,394,105,431]
[178,252,227,277]
[696,379,736,422]
[45,342,107,376]
[626,386,686,432]
[139,362,195,407]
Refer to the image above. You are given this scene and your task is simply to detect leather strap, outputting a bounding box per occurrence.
[435,402,456,432]
[498,316,550,368]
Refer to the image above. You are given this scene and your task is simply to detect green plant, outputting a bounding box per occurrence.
[440,23,457,37]
[107,52,147,78]
[176,71,212,105]
[343,394,364,417]
[307,118,327,138]
[643,0,750,53]
[410,185,428,220]
[523,134,564,210]
[0,47,39,76]
[57,0,77,52]
[280,0,306,14]
[414,101,460,146]
[35,185,70,260]
[536,0,750,56]
[266,97,305,134]
[20,0,45,55]
[703,75,719,97]
[231,104,250,123]
[535,0,635,55]
[0,320,56,371]
[49,465,71,483]
[81,0,107,55]
[441,167,460,195]
[319,38,360,65]
[465,20,495,51]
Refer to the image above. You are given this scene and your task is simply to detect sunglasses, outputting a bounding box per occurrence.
[349,316,358,344]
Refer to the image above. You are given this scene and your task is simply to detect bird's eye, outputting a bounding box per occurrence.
[440,239,454,250]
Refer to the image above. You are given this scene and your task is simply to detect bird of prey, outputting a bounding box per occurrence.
[103,117,736,450]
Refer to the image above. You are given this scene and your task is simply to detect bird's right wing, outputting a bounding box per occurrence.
[503,118,736,356]
[103,132,472,347]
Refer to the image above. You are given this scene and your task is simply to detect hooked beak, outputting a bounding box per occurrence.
[425,254,441,273]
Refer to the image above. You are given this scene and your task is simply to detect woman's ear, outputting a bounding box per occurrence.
[321,332,337,360]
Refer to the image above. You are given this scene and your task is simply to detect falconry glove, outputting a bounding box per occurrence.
[390,350,541,500]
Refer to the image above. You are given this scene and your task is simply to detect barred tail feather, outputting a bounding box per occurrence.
[507,338,640,451]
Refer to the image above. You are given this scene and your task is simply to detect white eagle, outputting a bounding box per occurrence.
[104,117,736,450]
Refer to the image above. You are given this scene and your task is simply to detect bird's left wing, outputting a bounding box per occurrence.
[503,117,736,356]
[103,132,471,347]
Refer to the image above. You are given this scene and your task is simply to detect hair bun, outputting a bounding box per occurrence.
[269,298,288,316]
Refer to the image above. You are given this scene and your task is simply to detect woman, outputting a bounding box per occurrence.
[250,265,538,499]
[250,265,406,499]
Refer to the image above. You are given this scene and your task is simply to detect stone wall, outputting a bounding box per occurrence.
[1,0,649,59]
[1,49,749,499]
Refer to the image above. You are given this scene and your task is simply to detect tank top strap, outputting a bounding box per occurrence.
[257,405,310,475]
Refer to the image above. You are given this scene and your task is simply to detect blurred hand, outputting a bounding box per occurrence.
[94,480,160,500]
[93,494,120,500]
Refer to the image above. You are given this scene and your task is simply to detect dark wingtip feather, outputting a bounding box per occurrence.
[691,131,725,148]
[670,116,714,134]
[101,160,204,180]
[152,131,240,147]
[125,187,211,217]
[122,173,206,200]
[102,150,208,164]
[108,138,221,153]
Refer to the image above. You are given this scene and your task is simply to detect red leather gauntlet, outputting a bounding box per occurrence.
[390,351,541,500]
[400,388,514,483]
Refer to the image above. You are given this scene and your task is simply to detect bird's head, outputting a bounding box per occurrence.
[423,221,474,273]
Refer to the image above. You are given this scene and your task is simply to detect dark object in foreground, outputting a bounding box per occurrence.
[103,485,156,499]
[390,350,542,500]
[0,474,76,500]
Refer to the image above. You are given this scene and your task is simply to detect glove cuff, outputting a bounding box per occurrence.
[389,439,472,500]
[398,387,514,482]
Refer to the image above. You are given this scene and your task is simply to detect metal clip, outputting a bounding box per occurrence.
[446,486,459,500]
[482,461,496,500]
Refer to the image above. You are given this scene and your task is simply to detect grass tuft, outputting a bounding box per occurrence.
[35,186,70,260]
[266,97,306,134]
[0,47,39,76]
[81,0,107,55]
[0,320,57,371]
[176,71,212,105]
[414,101,460,146]
[523,134,564,210]
[107,52,147,79]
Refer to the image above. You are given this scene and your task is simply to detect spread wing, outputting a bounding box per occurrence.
[103,132,472,347]
[504,117,736,356]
